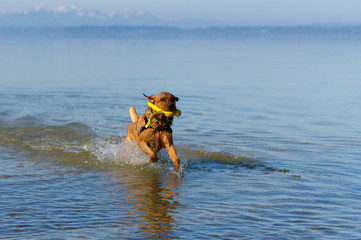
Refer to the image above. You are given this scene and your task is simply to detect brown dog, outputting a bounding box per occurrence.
[125,92,181,172]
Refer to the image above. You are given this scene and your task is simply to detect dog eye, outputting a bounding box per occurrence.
[160,98,165,102]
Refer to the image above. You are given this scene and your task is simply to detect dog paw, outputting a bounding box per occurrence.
[149,157,158,163]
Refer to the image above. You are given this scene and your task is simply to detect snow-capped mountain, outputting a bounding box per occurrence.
[0,5,226,28]
[0,5,162,27]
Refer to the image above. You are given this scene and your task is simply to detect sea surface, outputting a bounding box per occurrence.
[1,36,361,239]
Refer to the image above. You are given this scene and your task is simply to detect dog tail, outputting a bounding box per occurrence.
[129,107,139,122]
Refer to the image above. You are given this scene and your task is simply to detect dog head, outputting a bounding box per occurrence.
[143,92,179,111]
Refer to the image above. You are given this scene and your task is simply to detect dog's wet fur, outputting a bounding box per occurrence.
[125,92,181,172]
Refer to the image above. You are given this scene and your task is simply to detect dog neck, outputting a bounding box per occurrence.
[146,108,173,128]
[137,108,173,136]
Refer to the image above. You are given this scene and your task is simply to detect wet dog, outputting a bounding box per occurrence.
[125,92,182,172]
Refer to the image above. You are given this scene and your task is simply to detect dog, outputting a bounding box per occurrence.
[125,92,182,172]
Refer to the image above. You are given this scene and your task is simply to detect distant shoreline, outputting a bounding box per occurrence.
[1,26,361,39]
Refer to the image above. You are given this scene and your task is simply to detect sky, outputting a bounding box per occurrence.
[1,0,361,25]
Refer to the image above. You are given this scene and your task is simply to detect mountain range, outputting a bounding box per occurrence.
[2,5,361,39]
[0,5,229,28]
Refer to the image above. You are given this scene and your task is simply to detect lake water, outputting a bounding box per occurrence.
[1,36,361,239]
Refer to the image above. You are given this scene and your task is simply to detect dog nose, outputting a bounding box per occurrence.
[169,103,176,110]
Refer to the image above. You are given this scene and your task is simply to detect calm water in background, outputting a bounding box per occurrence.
[1,37,361,239]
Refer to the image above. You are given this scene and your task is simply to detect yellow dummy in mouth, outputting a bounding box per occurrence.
[145,102,182,128]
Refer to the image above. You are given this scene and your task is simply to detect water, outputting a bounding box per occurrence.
[1,36,361,239]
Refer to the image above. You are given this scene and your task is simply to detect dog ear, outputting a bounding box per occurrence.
[143,93,155,103]
[172,94,179,102]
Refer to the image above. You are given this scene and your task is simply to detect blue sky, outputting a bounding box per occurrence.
[1,0,361,25]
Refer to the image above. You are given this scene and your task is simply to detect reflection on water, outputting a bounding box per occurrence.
[111,169,180,238]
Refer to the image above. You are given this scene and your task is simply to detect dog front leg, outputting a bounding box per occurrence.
[138,141,158,163]
[167,145,180,172]
[162,138,180,172]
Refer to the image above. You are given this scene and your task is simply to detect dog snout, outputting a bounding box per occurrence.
[169,103,176,110]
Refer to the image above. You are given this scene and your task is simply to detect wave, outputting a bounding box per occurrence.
[0,116,287,173]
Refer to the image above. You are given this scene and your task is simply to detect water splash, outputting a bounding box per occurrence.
[90,139,149,166]
[88,138,186,175]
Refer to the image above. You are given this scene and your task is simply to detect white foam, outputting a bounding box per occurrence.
[90,139,149,166]
[85,138,186,175]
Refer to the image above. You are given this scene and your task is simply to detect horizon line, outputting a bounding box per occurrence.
[2,24,361,29]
